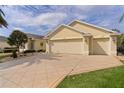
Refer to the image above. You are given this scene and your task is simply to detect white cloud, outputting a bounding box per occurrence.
[74,13,88,20]
[97,20,111,27]
[3,6,67,27]
[13,27,24,31]
[75,6,95,11]
[2,5,124,36]
[27,12,67,26]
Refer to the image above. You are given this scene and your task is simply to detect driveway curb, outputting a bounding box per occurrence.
[48,74,66,88]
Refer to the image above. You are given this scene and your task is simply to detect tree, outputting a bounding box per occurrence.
[0,9,8,28]
[117,34,124,47]
[0,6,39,28]
[7,30,28,52]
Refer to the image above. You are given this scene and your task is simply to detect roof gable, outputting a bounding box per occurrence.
[46,24,91,39]
[69,20,119,34]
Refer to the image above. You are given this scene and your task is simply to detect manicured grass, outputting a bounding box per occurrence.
[0,53,12,62]
[120,60,124,64]
[57,65,124,88]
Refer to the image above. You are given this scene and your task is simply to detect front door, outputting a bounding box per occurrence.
[30,40,35,50]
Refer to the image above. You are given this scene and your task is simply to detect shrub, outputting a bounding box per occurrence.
[3,47,17,53]
[12,50,17,58]
[37,49,46,52]
[0,48,3,53]
[23,50,36,54]
[117,47,124,55]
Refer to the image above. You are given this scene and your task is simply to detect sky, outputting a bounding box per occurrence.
[0,5,124,37]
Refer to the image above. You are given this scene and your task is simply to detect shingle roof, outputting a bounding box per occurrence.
[0,36,7,42]
[26,33,44,39]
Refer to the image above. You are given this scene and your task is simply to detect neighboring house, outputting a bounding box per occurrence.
[0,36,10,49]
[45,20,119,56]
[20,33,46,51]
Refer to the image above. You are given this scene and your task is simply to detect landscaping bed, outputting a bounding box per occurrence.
[57,65,124,88]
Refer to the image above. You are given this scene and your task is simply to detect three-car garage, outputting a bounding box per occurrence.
[46,20,118,56]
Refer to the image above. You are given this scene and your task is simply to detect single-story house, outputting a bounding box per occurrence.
[0,36,10,49]
[45,20,119,56]
[20,33,46,52]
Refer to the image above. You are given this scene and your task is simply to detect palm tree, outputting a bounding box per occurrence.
[111,28,120,33]
[0,9,8,28]
[119,13,124,23]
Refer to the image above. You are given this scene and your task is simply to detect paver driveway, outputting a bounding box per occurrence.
[0,53,123,88]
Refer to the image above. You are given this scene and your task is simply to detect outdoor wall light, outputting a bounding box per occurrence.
[85,39,87,42]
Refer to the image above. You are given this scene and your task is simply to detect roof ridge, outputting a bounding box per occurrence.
[26,33,44,37]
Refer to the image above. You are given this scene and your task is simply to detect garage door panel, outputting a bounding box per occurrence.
[93,38,109,55]
[51,39,83,54]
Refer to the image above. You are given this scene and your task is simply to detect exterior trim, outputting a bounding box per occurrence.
[50,37,83,41]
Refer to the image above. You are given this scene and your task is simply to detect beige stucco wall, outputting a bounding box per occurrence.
[46,40,51,53]
[50,27,83,40]
[46,40,49,53]
[33,39,45,50]
[70,23,111,37]
[83,36,90,55]
[109,36,117,56]
[89,37,93,55]
[24,38,46,51]
[34,39,41,50]
[46,22,117,56]
[24,39,31,50]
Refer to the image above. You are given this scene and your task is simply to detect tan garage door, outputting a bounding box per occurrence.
[93,38,109,55]
[51,39,83,54]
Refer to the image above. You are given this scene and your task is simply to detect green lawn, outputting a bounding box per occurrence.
[57,65,124,88]
[0,53,12,62]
